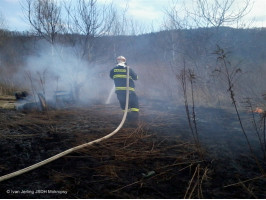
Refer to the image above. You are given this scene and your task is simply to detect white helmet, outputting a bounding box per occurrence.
[117,56,126,63]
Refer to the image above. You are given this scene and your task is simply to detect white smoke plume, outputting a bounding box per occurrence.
[15,41,113,107]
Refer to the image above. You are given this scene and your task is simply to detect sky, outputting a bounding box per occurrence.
[0,0,265,32]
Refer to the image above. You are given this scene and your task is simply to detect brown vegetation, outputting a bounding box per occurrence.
[0,103,265,198]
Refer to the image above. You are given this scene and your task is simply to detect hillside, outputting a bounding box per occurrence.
[1,27,266,106]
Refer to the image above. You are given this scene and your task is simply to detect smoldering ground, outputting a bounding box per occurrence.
[0,96,265,198]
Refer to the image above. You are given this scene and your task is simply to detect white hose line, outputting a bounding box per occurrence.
[0,66,130,183]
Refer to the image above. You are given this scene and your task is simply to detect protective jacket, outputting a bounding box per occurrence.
[110,63,138,92]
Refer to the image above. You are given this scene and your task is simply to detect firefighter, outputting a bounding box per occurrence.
[110,56,139,122]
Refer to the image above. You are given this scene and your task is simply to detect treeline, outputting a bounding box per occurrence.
[2,26,265,70]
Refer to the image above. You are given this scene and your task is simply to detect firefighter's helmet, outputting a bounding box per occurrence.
[117,56,126,63]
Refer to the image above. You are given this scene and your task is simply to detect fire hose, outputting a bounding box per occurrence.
[0,66,130,183]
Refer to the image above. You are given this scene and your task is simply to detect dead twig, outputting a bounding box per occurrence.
[184,164,200,199]
[112,180,142,193]
[238,178,258,199]
[224,175,265,188]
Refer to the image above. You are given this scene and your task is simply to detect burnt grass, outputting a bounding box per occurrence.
[0,102,265,199]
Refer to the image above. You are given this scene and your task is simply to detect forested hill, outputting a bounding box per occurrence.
[0,27,266,106]
[1,27,266,68]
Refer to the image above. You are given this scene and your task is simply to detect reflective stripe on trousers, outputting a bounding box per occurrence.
[123,108,140,112]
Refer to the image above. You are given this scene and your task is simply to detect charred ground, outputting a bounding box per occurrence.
[0,101,265,199]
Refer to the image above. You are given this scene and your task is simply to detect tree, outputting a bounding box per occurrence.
[195,0,252,28]
[22,0,64,45]
[163,0,254,87]
[164,0,252,29]
[64,0,116,60]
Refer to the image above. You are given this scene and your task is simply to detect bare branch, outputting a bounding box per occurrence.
[22,0,64,44]
[164,0,253,29]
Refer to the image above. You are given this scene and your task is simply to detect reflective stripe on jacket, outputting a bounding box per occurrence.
[110,64,138,92]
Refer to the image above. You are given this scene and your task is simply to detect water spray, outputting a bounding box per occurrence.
[105,85,115,104]
[0,66,130,183]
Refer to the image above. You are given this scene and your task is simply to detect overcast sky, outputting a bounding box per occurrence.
[0,0,265,32]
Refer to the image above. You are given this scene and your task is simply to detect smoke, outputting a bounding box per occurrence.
[15,41,113,106]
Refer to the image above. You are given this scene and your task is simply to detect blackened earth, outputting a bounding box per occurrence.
[0,102,265,198]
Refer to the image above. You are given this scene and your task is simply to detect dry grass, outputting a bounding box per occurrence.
[0,80,18,96]
[0,95,16,109]
[184,164,209,199]
[1,106,265,198]
[47,122,207,198]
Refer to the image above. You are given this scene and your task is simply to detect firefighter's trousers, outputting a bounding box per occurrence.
[116,91,139,113]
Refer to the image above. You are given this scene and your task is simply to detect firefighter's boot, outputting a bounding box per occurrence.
[127,112,139,127]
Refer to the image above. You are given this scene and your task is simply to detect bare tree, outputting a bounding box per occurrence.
[61,0,117,102]
[109,3,128,36]
[195,0,252,28]
[163,0,254,90]
[164,0,253,29]
[20,0,64,107]
[22,0,64,45]
[163,0,253,62]
[64,0,116,60]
